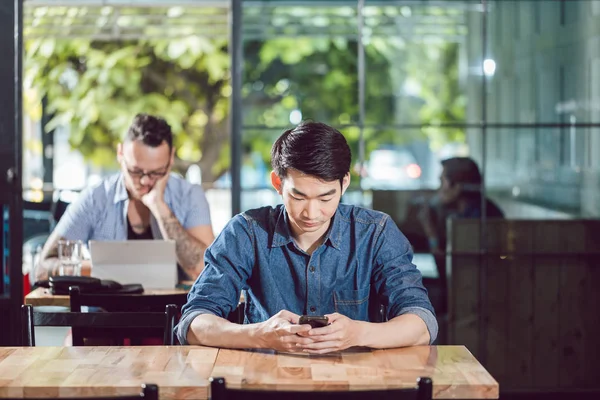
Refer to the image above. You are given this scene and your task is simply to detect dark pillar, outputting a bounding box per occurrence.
[230,0,243,216]
[41,96,54,185]
[0,0,24,346]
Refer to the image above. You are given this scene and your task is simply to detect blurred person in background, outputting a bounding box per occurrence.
[36,113,214,282]
[418,157,503,311]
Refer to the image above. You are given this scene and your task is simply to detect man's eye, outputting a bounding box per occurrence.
[320,198,332,203]
[291,196,304,201]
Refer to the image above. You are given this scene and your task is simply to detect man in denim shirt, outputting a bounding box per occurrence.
[178,122,437,353]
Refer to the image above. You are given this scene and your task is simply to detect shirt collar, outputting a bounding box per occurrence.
[270,206,342,250]
[113,174,129,204]
[271,207,294,248]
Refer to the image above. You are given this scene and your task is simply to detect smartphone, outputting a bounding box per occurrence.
[298,315,329,328]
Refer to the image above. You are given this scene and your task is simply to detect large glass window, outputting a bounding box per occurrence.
[15,1,600,387]
[22,2,232,236]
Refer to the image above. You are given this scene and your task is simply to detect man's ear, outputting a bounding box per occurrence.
[270,171,283,194]
[169,147,176,168]
[341,172,351,196]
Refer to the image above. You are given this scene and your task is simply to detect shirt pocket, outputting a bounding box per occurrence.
[333,285,370,321]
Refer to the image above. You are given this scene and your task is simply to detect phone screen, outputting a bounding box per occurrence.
[299,315,329,328]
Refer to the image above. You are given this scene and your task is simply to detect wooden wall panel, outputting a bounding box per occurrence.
[447,254,480,359]
[558,256,588,388]
[506,255,534,389]
[447,219,600,392]
[532,256,560,388]
[483,255,508,386]
[584,255,600,388]
[531,222,561,388]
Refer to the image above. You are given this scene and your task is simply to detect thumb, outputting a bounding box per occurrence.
[278,310,301,324]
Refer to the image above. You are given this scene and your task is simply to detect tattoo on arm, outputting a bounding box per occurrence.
[158,210,207,274]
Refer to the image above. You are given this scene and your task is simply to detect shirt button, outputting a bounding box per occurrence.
[309,266,316,273]
[310,306,316,312]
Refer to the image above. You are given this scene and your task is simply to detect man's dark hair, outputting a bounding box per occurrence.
[126,113,173,149]
[441,157,482,191]
[271,121,351,184]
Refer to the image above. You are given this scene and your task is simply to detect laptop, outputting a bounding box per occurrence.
[89,240,177,289]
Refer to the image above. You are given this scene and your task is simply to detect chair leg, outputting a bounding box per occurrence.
[142,383,159,400]
[417,376,433,400]
[209,377,227,400]
[21,305,34,346]
[164,304,177,345]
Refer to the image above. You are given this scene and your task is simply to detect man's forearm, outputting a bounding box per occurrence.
[154,203,208,275]
[357,314,430,348]
[187,314,262,348]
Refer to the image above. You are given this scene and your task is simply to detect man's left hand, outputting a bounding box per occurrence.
[297,313,366,354]
[141,172,170,215]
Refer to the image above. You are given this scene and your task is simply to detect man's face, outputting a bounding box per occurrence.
[438,168,460,205]
[272,169,350,239]
[117,140,172,200]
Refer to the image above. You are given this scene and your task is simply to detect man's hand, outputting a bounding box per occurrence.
[297,313,366,354]
[255,310,314,353]
[141,172,170,215]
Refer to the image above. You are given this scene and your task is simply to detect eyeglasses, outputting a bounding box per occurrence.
[122,159,169,180]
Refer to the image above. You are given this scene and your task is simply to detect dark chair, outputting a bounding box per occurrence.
[21,303,178,347]
[209,376,433,400]
[227,301,245,324]
[68,286,183,345]
[0,383,158,400]
[69,285,188,312]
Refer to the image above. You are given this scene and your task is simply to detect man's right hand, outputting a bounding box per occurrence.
[254,310,314,352]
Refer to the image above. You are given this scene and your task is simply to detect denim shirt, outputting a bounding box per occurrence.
[177,204,437,344]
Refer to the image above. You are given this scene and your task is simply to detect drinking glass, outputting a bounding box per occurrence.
[58,240,83,276]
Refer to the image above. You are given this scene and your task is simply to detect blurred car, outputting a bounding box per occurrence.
[360,147,422,190]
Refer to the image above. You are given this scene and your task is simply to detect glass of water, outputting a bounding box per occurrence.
[58,240,83,276]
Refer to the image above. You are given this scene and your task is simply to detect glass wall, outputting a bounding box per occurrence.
[483,0,600,219]
[241,0,477,206]
[21,1,233,238]
[15,0,600,388]
[237,0,600,391]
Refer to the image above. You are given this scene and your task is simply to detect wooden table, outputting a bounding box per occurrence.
[24,287,189,307]
[0,346,498,399]
[25,287,246,308]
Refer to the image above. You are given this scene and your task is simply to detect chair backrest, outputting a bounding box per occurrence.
[21,304,177,346]
[0,383,158,400]
[209,376,432,400]
[69,285,188,312]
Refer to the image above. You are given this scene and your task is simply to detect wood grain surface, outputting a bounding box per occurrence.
[0,346,217,399]
[0,345,497,399]
[212,345,498,399]
[24,288,189,308]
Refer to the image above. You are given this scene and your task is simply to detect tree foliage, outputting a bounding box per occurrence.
[24,5,465,185]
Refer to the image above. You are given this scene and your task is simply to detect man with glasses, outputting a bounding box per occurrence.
[37,113,214,282]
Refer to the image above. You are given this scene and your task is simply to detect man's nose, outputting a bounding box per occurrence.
[303,201,320,219]
[140,175,152,186]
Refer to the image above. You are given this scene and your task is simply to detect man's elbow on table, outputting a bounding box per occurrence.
[177,311,214,345]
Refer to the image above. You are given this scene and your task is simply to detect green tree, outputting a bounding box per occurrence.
[24,5,464,185]
[25,37,231,182]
